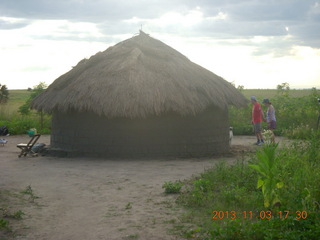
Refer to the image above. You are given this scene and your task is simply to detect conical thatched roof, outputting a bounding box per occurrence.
[32,31,248,118]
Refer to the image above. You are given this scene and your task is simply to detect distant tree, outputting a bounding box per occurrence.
[19,82,47,115]
[277,82,290,96]
[19,82,48,129]
[237,85,244,92]
[0,84,9,104]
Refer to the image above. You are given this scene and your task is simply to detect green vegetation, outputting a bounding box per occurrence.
[0,82,319,136]
[20,185,39,203]
[125,202,133,210]
[249,143,284,208]
[168,132,320,239]
[0,84,51,135]
[230,84,320,136]
[162,181,183,194]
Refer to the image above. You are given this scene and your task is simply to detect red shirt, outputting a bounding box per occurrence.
[252,102,263,123]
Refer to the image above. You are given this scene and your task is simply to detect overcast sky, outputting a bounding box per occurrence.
[1,0,319,90]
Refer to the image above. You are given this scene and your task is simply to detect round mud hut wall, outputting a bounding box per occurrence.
[31,31,248,158]
[51,106,229,157]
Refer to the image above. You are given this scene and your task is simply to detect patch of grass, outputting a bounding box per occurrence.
[125,202,133,210]
[162,181,182,194]
[0,186,40,239]
[104,205,123,218]
[20,185,39,203]
[126,233,139,239]
[0,218,10,230]
[163,219,176,224]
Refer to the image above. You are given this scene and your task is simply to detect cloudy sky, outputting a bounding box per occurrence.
[1,0,319,90]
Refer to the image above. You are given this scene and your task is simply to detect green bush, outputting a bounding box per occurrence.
[0,114,51,135]
[0,218,9,230]
[249,143,284,208]
[162,181,183,194]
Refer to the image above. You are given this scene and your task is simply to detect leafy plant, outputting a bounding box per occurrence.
[162,181,182,194]
[13,210,25,219]
[0,218,9,230]
[249,143,284,208]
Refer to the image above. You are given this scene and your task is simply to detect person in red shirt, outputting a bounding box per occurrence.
[251,96,264,145]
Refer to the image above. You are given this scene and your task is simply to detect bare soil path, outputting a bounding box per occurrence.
[0,135,288,240]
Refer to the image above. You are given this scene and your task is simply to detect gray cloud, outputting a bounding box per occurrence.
[0,18,30,29]
[1,0,319,49]
[0,0,176,21]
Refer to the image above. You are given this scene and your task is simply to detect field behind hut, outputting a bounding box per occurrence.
[1,88,319,137]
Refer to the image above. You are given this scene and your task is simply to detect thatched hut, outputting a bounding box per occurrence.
[32,31,248,158]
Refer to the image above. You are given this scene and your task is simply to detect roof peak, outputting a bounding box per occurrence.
[139,30,149,37]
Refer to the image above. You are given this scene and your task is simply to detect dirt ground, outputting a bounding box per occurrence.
[0,135,288,240]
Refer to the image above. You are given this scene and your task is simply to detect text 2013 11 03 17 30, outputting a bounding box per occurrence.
[212,210,308,220]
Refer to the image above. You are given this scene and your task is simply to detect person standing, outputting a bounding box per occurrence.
[263,98,276,143]
[251,96,264,145]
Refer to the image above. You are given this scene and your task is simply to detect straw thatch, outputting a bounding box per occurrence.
[32,31,248,118]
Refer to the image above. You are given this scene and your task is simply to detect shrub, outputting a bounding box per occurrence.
[249,143,284,208]
[162,181,182,194]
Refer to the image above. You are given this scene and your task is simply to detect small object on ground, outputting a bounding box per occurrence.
[229,127,233,146]
[28,128,37,137]
[31,143,46,153]
[0,125,9,136]
[0,138,8,146]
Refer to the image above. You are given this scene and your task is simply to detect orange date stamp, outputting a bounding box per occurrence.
[212,210,308,220]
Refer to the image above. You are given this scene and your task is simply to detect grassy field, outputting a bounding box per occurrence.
[0,90,31,118]
[240,89,315,99]
[8,90,31,104]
